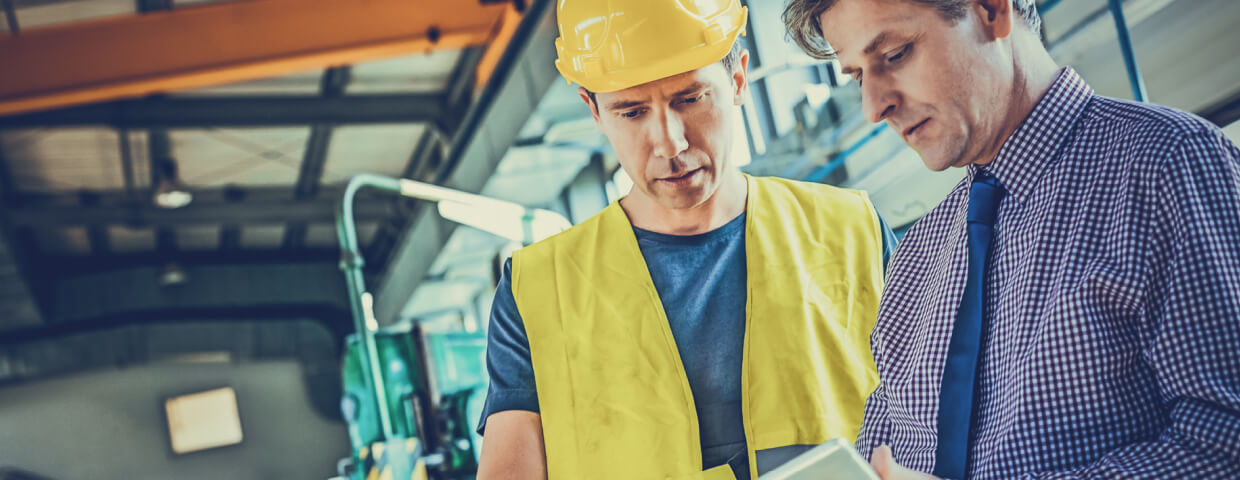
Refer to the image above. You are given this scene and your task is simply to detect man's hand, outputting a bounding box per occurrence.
[870,445,941,480]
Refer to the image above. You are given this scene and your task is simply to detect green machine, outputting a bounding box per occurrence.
[334,174,568,480]
[340,326,487,479]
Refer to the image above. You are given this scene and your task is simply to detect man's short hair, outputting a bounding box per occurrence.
[584,41,745,107]
[783,0,1042,60]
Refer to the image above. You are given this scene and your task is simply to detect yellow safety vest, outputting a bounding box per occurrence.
[511,175,882,479]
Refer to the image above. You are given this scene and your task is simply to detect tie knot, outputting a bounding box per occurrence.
[968,175,1005,227]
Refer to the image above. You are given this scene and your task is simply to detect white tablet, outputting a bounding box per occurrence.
[760,438,879,480]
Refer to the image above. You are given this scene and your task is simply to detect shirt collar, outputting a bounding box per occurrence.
[968,67,1094,202]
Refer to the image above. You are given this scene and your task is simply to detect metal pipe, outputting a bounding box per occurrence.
[337,174,404,441]
[117,128,138,205]
[1108,0,1150,102]
[1036,0,1066,14]
[336,172,569,441]
[805,123,888,183]
[2,0,18,34]
[742,8,777,154]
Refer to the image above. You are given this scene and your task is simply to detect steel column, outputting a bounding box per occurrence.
[1108,0,1150,102]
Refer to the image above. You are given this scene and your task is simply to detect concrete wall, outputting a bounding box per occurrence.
[0,360,350,480]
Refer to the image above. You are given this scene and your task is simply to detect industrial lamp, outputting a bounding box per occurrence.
[153,157,192,209]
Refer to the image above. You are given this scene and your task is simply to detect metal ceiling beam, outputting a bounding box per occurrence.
[137,0,175,257]
[446,47,487,110]
[472,3,526,94]
[46,262,350,326]
[1201,90,1240,128]
[0,140,44,329]
[293,68,351,199]
[8,188,396,228]
[364,32,497,269]
[79,193,112,255]
[0,0,512,116]
[0,93,451,129]
[742,8,779,142]
[373,0,559,325]
[136,0,173,11]
[113,128,143,255]
[220,226,241,251]
[219,186,246,252]
[147,128,179,255]
[155,228,177,254]
[117,129,140,206]
[44,249,342,277]
[560,152,609,225]
[86,225,110,255]
[3,0,18,34]
[15,185,377,207]
[364,129,441,265]
[1047,0,1176,67]
[285,66,351,250]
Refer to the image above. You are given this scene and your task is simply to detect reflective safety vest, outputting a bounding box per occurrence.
[511,175,882,479]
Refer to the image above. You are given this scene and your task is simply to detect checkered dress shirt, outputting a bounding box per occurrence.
[856,68,1240,479]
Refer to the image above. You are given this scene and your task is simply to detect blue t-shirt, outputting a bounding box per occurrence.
[478,211,895,478]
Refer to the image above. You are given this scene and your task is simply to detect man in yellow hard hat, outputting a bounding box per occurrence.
[475,1,895,478]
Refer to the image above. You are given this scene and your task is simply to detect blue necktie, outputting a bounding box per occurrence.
[934,174,1004,479]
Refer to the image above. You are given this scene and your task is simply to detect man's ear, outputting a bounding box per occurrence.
[578,87,602,124]
[975,0,1014,40]
[732,49,751,106]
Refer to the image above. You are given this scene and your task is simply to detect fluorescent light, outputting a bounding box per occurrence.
[436,201,570,244]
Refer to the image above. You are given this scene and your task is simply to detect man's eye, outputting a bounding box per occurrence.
[621,110,643,119]
[887,44,912,63]
[676,94,704,106]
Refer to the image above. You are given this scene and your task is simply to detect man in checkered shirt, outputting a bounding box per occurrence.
[784,0,1240,478]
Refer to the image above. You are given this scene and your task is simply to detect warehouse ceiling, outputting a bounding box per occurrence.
[0,0,561,348]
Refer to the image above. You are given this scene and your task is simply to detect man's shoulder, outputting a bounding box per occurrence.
[1075,96,1237,180]
[1083,96,1220,150]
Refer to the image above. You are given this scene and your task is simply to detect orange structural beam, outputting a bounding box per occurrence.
[0,0,510,117]
[474,3,525,92]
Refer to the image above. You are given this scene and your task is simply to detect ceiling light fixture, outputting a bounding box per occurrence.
[153,156,192,209]
[159,262,189,287]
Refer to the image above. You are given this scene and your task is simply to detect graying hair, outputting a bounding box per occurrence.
[783,0,1042,60]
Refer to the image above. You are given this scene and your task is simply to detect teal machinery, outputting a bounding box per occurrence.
[334,174,569,480]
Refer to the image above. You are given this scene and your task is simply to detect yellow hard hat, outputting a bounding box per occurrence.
[554,0,748,93]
